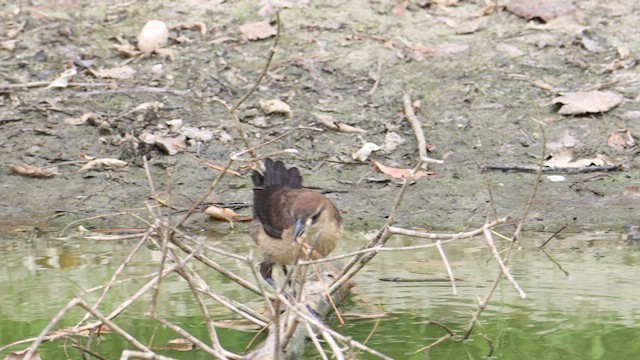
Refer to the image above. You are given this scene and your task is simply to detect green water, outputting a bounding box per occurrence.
[1,229,639,359]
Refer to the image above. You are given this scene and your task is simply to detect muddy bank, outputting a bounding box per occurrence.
[1,0,639,238]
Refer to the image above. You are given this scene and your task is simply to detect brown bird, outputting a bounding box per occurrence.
[251,159,343,289]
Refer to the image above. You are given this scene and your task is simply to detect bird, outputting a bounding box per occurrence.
[250,158,343,290]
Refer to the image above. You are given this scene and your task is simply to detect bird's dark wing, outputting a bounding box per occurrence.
[252,159,304,238]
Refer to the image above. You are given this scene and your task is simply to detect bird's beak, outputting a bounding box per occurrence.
[292,219,306,243]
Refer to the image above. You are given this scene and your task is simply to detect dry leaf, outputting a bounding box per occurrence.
[78,153,96,161]
[552,91,623,115]
[478,3,504,16]
[622,186,640,200]
[111,42,142,57]
[137,19,169,53]
[89,65,136,79]
[7,164,58,178]
[546,175,566,182]
[154,48,175,61]
[313,113,366,133]
[165,338,195,351]
[64,113,104,126]
[47,67,77,88]
[352,142,380,162]
[506,0,576,22]
[456,17,486,34]
[607,129,636,151]
[544,149,611,168]
[371,160,434,180]
[205,206,252,222]
[1,39,17,51]
[496,43,524,58]
[617,46,631,60]
[80,158,128,172]
[131,101,164,113]
[54,325,111,337]
[413,43,470,59]
[179,127,213,142]
[532,80,554,91]
[171,22,207,36]
[259,99,292,117]
[5,348,42,360]
[381,132,405,152]
[580,36,605,53]
[166,118,183,131]
[139,132,186,155]
[239,21,276,41]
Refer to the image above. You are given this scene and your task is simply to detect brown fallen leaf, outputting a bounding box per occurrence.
[205,206,252,222]
[78,153,96,161]
[544,149,612,168]
[79,158,128,172]
[154,48,175,61]
[111,42,142,57]
[552,91,624,115]
[54,324,111,337]
[239,20,276,41]
[139,132,186,155]
[128,101,164,114]
[456,17,486,34]
[89,65,136,79]
[5,348,42,360]
[313,113,366,133]
[165,338,195,351]
[532,80,554,91]
[259,99,292,117]
[623,186,640,200]
[64,113,106,127]
[7,164,58,178]
[506,0,576,22]
[371,160,435,180]
[352,143,380,162]
[607,129,636,151]
[413,42,470,59]
[171,22,207,36]
[47,67,77,88]
[1,39,17,51]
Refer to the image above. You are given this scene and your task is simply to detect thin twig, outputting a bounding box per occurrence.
[436,240,457,295]
[387,216,510,239]
[303,321,330,360]
[367,58,383,96]
[231,12,281,112]
[74,227,156,327]
[539,225,567,249]
[23,298,82,360]
[483,226,526,299]
[402,93,427,159]
[148,315,232,360]
[174,158,233,228]
[322,331,346,360]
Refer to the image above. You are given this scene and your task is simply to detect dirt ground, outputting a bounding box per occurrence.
[1,0,639,237]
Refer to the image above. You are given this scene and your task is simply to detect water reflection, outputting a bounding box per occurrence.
[1,230,639,359]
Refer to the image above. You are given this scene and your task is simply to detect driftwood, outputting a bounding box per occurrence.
[246,264,351,360]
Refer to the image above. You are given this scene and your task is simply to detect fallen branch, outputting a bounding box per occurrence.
[483,163,622,173]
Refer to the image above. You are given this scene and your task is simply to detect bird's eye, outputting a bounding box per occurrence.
[311,208,324,224]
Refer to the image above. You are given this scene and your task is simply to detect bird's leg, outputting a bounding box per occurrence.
[261,261,295,304]
[260,261,277,290]
[281,265,299,298]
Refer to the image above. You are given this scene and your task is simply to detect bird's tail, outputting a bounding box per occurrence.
[252,158,303,189]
